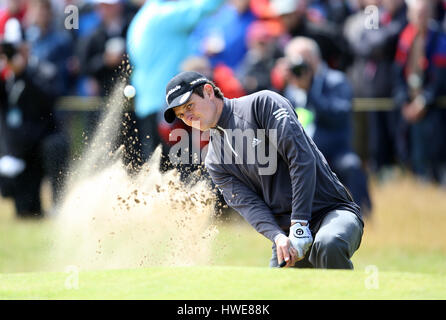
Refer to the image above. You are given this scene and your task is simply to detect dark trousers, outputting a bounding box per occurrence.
[0,132,69,217]
[394,108,446,183]
[410,109,446,182]
[136,113,162,163]
[368,110,399,171]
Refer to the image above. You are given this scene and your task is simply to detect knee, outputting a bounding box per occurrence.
[313,233,349,256]
[310,233,353,269]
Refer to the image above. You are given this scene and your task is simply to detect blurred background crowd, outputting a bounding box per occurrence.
[1,0,446,219]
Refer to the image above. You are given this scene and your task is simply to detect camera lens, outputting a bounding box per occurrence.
[0,42,17,60]
[291,62,309,77]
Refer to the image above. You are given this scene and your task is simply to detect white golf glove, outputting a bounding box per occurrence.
[289,220,313,260]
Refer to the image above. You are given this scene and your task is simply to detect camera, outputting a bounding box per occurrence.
[289,56,310,78]
[0,41,17,60]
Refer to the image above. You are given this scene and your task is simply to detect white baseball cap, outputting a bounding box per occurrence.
[4,18,22,44]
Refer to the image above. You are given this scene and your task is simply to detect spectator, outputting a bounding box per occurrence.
[126,0,225,164]
[0,25,69,218]
[75,0,139,171]
[344,0,407,175]
[432,0,445,24]
[71,1,102,41]
[25,0,73,95]
[270,0,352,71]
[190,0,256,71]
[68,0,111,96]
[306,0,352,27]
[393,0,446,184]
[238,20,281,94]
[77,0,133,97]
[281,36,372,214]
[0,0,27,37]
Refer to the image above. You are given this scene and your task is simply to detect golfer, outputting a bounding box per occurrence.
[163,71,364,269]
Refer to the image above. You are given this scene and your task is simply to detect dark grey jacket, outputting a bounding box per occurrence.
[205,90,361,242]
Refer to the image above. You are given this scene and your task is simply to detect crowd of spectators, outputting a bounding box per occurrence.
[0,0,445,218]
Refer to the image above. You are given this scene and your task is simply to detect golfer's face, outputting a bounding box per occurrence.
[174,93,215,131]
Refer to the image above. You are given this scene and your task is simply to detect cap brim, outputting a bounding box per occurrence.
[163,108,176,123]
[164,90,192,123]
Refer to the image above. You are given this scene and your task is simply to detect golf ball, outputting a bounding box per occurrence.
[124,85,136,98]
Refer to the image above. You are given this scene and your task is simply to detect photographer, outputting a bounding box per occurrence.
[280,36,372,214]
[0,22,68,218]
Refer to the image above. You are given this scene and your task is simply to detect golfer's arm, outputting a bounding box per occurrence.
[207,164,285,242]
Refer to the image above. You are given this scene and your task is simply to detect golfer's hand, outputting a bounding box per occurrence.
[274,234,298,268]
[289,221,313,260]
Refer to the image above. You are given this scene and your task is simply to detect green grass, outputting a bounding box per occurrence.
[0,217,445,299]
[211,221,446,275]
[1,176,446,299]
[1,266,445,300]
[0,219,54,273]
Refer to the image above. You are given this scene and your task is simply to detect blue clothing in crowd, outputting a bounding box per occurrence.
[26,24,73,95]
[126,0,224,119]
[190,3,256,70]
[306,64,353,158]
